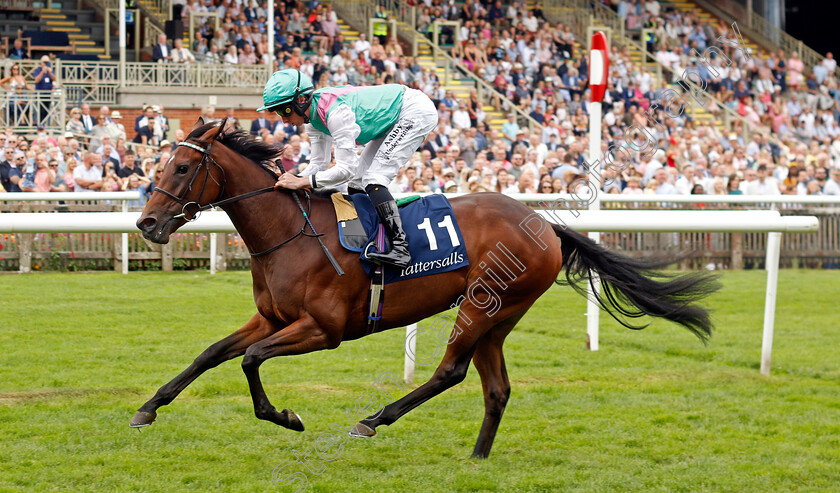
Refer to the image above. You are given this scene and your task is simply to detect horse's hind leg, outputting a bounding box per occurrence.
[470,312,522,459]
[130,312,277,428]
[350,302,500,437]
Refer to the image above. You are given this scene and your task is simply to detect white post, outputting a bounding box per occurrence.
[761,231,782,376]
[267,0,275,69]
[586,100,602,351]
[209,232,217,275]
[404,323,417,384]
[121,200,129,274]
[119,0,126,88]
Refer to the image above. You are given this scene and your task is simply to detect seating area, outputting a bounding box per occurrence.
[1,5,107,59]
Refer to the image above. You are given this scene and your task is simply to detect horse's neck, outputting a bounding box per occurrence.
[217,159,300,256]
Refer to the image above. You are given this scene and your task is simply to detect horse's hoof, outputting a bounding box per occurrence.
[349,422,376,437]
[130,411,157,428]
[282,409,305,432]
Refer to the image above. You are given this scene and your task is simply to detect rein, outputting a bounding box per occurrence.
[154,122,344,276]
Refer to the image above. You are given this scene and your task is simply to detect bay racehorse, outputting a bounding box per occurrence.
[132,119,719,458]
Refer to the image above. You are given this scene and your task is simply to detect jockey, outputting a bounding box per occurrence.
[261,68,438,268]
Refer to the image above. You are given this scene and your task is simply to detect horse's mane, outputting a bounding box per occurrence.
[186,121,337,199]
[187,122,280,165]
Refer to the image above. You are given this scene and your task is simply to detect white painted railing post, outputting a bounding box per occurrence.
[761,231,782,376]
[209,232,217,275]
[121,200,129,274]
[404,323,417,384]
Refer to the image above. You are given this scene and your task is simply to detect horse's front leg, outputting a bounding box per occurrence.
[241,314,337,431]
[130,312,279,428]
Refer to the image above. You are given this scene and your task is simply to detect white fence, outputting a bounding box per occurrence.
[0,202,820,378]
[0,192,140,274]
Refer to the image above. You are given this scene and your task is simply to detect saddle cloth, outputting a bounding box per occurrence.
[331,193,469,284]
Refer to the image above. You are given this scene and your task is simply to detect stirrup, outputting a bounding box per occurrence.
[362,242,380,263]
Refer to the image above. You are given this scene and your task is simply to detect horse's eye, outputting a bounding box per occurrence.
[176,165,189,175]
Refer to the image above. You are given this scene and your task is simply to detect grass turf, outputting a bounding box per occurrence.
[1,270,839,492]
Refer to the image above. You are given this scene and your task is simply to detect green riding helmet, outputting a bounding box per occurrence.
[257,69,315,120]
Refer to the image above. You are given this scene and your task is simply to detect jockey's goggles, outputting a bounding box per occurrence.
[271,102,295,117]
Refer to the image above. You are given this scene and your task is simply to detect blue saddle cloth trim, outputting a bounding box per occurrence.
[345,194,469,284]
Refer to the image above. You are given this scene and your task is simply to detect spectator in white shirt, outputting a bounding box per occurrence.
[331,66,349,85]
[745,164,781,195]
[223,45,238,65]
[823,52,837,73]
[73,152,104,192]
[521,10,538,33]
[653,168,677,194]
[823,168,840,195]
[172,38,195,63]
[452,102,472,130]
[353,33,371,61]
[203,43,221,64]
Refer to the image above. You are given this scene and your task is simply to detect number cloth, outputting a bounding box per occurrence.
[340,193,469,283]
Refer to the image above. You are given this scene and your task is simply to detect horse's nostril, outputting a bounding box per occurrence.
[140,217,157,231]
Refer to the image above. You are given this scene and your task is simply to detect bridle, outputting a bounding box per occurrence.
[150,119,344,275]
[153,120,229,221]
[154,119,279,223]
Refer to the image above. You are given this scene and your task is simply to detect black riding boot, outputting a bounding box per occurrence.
[364,185,411,268]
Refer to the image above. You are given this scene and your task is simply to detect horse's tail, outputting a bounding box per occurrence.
[553,224,720,342]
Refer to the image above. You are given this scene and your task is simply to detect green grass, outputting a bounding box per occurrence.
[1,270,839,492]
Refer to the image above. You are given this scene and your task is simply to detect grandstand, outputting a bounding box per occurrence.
[1,0,838,206]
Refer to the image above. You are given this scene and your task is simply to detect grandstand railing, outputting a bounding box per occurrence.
[123,61,270,88]
[0,89,66,133]
[331,0,374,38]
[0,0,35,9]
[2,59,270,106]
[59,61,120,106]
[429,41,544,135]
[591,1,625,42]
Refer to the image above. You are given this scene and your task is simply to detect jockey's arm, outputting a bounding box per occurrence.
[298,124,332,178]
[306,104,361,188]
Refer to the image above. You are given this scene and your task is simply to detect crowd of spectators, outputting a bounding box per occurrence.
[4,0,840,199]
[0,102,186,199]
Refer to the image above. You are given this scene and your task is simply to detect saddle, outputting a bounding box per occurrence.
[331,193,420,251]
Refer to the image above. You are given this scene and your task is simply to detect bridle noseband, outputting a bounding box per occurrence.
[153,122,227,221]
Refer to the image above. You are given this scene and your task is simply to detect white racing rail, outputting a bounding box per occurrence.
[0,193,826,376]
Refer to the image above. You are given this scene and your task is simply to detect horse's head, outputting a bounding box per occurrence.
[137,117,228,243]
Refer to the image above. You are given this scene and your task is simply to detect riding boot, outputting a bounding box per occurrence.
[365,200,412,268]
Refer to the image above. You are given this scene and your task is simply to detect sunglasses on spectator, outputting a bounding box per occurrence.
[49,164,58,168]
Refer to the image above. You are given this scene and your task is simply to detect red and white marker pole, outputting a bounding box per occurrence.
[586,31,609,351]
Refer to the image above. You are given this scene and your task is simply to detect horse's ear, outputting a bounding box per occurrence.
[194,116,206,128]
[214,117,229,140]
[222,118,237,134]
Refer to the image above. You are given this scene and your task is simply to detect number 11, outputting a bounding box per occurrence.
[417,215,460,251]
